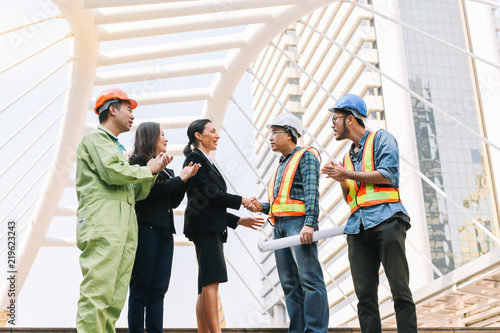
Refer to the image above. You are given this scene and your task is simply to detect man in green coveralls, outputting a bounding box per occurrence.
[75,88,169,333]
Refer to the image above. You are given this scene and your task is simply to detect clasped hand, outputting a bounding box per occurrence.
[242,197,262,213]
[234,198,265,230]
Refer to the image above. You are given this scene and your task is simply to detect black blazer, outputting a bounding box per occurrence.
[183,148,242,237]
[130,155,186,233]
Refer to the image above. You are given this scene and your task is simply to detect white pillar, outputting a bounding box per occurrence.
[465,1,500,222]
[372,0,434,289]
[0,0,100,316]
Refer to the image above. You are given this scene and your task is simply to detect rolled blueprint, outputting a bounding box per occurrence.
[258,226,345,252]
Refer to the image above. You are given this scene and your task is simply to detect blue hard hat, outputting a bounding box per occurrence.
[329,94,367,119]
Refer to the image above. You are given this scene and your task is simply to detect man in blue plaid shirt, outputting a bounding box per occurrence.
[251,113,328,333]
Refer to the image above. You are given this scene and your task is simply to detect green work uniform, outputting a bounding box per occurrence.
[75,125,155,333]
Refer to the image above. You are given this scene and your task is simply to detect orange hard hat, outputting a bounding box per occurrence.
[94,88,138,115]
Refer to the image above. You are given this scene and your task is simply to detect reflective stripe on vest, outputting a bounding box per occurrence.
[268,147,319,223]
[344,131,400,214]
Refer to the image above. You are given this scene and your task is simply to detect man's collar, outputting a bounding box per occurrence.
[351,130,371,151]
[98,124,125,153]
[280,146,300,162]
[98,124,118,141]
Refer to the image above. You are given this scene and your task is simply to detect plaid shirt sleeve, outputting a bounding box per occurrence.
[297,150,320,227]
[260,201,270,214]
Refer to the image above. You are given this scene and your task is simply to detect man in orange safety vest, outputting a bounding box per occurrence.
[250,113,328,333]
[321,94,417,333]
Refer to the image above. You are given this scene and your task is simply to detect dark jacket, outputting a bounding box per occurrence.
[130,155,186,233]
[183,148,241,238]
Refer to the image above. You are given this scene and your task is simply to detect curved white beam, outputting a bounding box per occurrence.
[85,0,196,8]
[0,0,100,315]
[203,0,339,127]
[88,88,210,110]
[95,0,301,24]
[95,59,226,85]
[99,9,273,41]
[98,34,245,66]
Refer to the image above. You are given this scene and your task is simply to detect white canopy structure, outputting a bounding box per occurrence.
[2,0,500,328]
[0,0,339,326]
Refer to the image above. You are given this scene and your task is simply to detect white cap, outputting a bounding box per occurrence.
[265,113,303,138]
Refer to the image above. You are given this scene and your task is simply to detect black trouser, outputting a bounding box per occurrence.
[128,224,174,333]
[347,215,417,333]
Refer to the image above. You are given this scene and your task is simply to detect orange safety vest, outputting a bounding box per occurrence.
[268,147,319,224]
[344,131,400,214]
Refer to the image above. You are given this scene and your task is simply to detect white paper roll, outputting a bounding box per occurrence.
[258,226,345,252]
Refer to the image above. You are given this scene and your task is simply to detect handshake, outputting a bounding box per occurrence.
[242,197,262,213]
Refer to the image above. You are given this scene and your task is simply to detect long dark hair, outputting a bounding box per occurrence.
[183,119,211,156]
[130,122,161,162]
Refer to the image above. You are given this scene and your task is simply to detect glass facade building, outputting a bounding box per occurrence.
[399,0,499,276]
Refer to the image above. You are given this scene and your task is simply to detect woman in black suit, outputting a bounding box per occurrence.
[128,122,200,333]
[183,119,264,333]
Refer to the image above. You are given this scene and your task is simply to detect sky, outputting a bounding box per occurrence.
[0,0,275,328]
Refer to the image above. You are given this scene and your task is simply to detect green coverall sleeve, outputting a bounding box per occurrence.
[134,180,156,201]
[84,133,154,186]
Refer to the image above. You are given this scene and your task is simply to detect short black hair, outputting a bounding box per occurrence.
[334,108,365,128]
[98,101,123,124]
[287,128,297,144]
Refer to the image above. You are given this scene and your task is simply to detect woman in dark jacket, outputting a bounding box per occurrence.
[128,122,200,333]
[183,119,264,333]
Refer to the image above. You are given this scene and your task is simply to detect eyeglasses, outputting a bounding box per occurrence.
[270,130,287,137]
[331,115,348,125]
